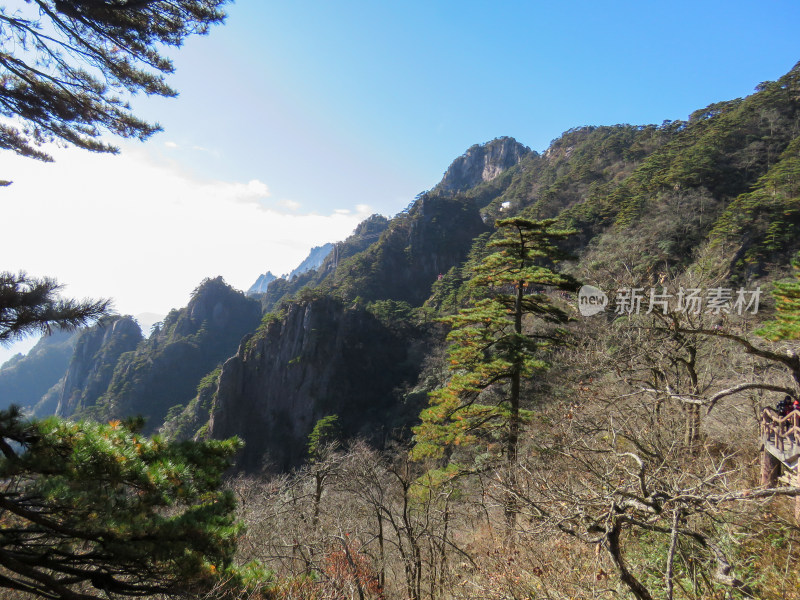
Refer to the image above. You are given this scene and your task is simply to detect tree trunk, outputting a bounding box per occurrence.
[796,465,800,522]
[606,524,655,600]
[505,279,524,529]
[760,448,780,487]
[684,404,701,453]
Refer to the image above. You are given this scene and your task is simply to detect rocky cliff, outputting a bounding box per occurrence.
[331,194,491,306]
[209,296,424,470]
[98,277,262,431]
[435,136,531,194]
[55,315,143,417]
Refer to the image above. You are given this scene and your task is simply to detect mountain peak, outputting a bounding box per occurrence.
[434,136,531,194]
[247,271,277,295]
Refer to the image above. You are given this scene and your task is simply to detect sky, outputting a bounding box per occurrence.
[2,0,800,363]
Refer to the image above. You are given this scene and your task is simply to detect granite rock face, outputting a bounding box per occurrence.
[435,136,530,194]
[209,296,419,471]
[287,243,334,279]
[55,316,143,417]
[102,277,262,431]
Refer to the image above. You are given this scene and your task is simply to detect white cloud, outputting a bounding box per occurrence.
[191,145,217,156]
[0,145,370,317]
[277,198,301,211]
[164,141,179,149]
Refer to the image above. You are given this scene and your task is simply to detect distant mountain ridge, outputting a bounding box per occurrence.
[0,330,77,412]
[248,243,335,296]
[287,243,334,279]
[247,271,277,295]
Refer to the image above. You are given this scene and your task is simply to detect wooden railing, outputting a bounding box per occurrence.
[762,408,800,456]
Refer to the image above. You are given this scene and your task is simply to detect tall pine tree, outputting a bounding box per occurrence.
[412,218,578,474]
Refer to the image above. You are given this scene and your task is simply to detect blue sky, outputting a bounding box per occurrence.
[2,0,800,363]
[136,0,800,214]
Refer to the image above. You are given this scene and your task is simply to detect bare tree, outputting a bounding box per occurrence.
[510,373,800,600]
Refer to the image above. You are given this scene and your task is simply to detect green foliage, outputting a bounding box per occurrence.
[307,415,341,462]
[0,271,109,344]
[425,266,466,314]
[366,299,420,331]
[710,135,800,266]
[412,218,578,462]
[161,366,223,441]
[0,406,246,599]
[244,311,284,354]
[0,0,229,164]
[757,252,800,340]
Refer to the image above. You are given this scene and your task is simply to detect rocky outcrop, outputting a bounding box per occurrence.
[261,215,390,311]
[435,136,530,194]
[248,244,335,297]
[101,277,262,432]
[329,195,491,306]
[209,296,422,471]
[55,316,142,417]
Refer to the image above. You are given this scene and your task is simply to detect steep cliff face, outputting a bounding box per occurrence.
[331,194,491,306]
[100,277,262,431]
[209,296,421,470]
[55,316,142,417]
[435,136,531,194]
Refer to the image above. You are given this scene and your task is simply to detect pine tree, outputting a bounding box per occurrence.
[0,407,244,599]
[757,252,800,341]
[0,272,109,344]
[0,0,228,165]
[412,218,578,471]
[0,276,257,599]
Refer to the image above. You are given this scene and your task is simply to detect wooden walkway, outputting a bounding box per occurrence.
[761,409,800,515]
[762,408,800,471]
